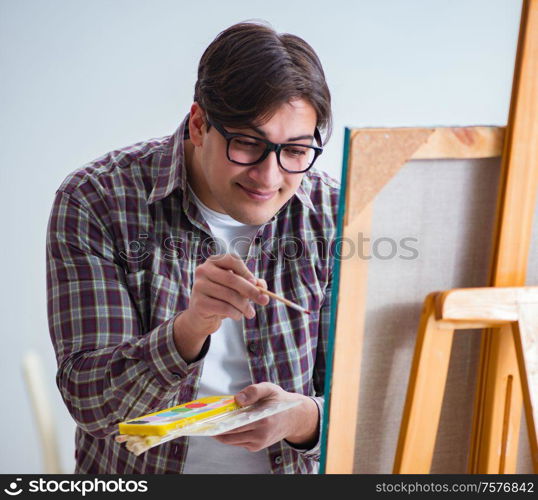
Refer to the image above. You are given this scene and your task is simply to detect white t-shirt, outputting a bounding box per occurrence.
[182,186,271,474]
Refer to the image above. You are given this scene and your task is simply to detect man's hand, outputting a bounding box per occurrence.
[212,382,320,452]
[173,254,269,362]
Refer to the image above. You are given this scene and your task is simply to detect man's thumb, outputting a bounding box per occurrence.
[235,391,248,406]
[235,382,275,406]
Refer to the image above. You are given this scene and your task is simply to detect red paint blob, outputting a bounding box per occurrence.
[185,403,207,408]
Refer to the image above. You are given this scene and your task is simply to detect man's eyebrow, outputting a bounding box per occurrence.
[250,125,314,142]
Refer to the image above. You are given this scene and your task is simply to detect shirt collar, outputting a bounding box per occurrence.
[147,113,315,212]
[147,114,189,205]
[294,178,315,211]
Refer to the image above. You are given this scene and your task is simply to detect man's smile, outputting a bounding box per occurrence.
[236,183,279,201]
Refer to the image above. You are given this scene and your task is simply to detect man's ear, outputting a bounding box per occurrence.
[189,102,208,147]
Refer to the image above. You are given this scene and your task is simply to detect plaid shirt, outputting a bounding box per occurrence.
[46,114,339,474]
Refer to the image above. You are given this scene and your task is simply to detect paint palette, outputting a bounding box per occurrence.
[116,396,302,456]
[118,395,239,437]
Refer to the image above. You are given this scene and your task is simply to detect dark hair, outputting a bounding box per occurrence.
[193,20,332,145]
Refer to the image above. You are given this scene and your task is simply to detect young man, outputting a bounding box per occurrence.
[46,21,339,474]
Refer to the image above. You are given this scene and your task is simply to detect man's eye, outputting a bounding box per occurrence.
[236,139,260,147]
[286,148,307,156]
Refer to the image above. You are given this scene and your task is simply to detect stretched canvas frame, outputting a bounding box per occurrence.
[319,125,505,473]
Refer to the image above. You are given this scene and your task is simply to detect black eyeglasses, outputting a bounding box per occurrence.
[206,116,323,174]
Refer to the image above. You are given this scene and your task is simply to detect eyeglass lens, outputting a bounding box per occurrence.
[228,137,316,172]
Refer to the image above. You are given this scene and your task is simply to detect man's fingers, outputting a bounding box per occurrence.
[213,429,257,445]
[202,280,255,319]
[219,417,270,436]
[207,264,267,305]
[208,253,254,282]
[200,296,244,322]
[215,422,258,435]
[256,278,268,290]
[235,382,281,406]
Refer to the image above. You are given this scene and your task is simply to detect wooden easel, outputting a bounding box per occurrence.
[396,0,538,474]
[321,0,538,474]
[468,0,538,473]
[393,287,538,473]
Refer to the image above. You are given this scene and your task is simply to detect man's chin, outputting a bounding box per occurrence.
[230,210,275,226]
[222,203,277,226]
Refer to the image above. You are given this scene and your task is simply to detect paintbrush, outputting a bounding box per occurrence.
[255,285,310,315]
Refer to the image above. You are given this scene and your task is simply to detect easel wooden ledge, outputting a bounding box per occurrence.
[393,287,538,473]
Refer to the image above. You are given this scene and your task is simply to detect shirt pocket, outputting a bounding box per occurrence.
[290,260,325,316]
[124,270,189,332]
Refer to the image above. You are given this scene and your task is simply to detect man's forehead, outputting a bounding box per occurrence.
[228,110,317,142]
[242,123,315,143]
[235,99,315,126]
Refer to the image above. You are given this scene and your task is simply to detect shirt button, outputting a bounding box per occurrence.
[274,455,283,465]
[248,341,258,354]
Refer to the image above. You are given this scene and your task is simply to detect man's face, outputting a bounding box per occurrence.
[187,98,318,226]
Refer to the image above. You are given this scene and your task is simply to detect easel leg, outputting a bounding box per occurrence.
[393,294,455,473]
[513,305,538,472]
[470,326,523,473]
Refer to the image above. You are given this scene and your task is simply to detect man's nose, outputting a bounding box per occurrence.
[247,150,283,186]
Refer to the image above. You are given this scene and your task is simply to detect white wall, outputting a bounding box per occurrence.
[0,0,521,473]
